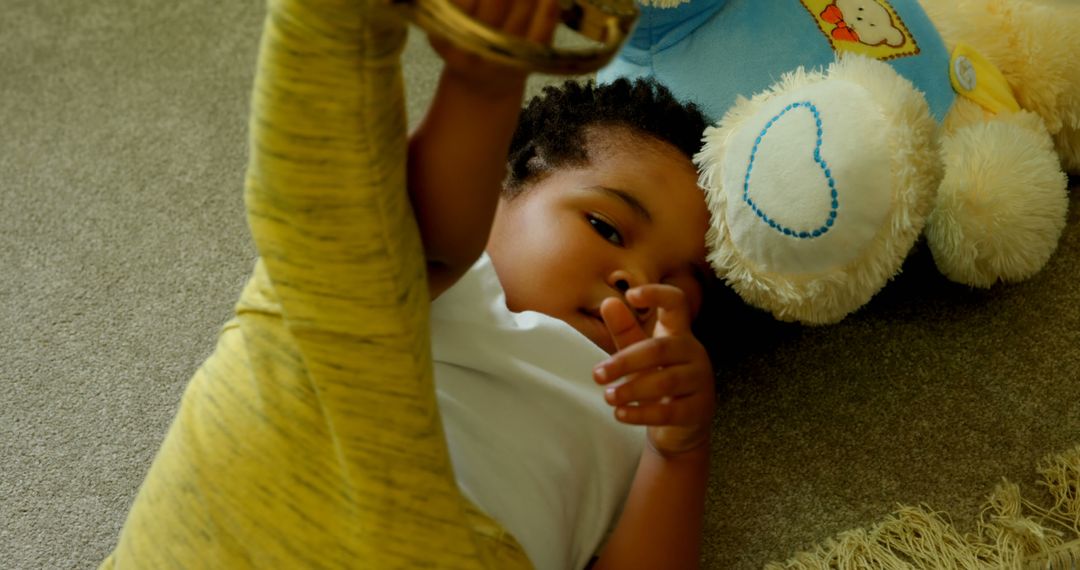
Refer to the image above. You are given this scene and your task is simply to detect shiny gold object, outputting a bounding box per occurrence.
[386,0,639,75]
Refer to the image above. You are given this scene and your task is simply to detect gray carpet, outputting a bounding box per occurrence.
[2,1,1077,569]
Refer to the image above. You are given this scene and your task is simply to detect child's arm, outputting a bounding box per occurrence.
[408,0,559,298]
[595,443,710,570]
[591,285,717,569]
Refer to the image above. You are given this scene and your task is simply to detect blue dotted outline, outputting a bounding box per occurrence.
[743,101,838,240]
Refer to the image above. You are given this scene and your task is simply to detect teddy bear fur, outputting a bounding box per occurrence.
[924,0,1080,174]
[696,54,945,324]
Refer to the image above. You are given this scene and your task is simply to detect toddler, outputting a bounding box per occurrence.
[102,0,717,569]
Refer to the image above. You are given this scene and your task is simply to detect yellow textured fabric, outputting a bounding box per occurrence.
[100,0,531,567]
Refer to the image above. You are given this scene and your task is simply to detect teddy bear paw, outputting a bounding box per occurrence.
[697,55,941,324]
[927,111,1069,287]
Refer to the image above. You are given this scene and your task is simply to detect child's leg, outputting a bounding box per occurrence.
[102,0,530,568]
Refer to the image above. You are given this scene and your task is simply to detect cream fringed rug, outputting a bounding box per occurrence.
[766,446,1080,569]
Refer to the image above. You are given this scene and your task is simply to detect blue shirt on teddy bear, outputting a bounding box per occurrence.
[599,0,956,123]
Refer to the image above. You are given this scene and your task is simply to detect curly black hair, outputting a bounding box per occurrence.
[503,77,708,197]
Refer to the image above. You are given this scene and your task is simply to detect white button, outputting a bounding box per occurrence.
[954,55,977,92]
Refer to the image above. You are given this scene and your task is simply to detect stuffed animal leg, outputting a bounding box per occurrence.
[927,99,1068,287]
[918,0,1076,287]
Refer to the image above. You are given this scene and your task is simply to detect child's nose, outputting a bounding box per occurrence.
[608,269,643,293]
[608,270,653,320]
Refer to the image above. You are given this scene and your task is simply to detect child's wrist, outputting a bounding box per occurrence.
[646,432,711,461]
[440,67,527,102]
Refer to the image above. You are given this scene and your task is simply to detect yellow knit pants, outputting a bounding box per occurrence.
[100,0,531,567]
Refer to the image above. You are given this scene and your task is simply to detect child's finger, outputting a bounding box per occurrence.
[525,0,562,45]
[431,0,479,53]
[475,0,511,28]
[626,284,692,336]
[594,336,695,383]
[502,0,536,36]
[600,296,648,353]
[603,366,698,407]
[449,0,479,17]
[613,395,710,427]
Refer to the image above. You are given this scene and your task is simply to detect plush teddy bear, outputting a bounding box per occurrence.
[599,0,1080,324]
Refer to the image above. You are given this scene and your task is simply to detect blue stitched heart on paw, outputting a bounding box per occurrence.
[743,101,839,240]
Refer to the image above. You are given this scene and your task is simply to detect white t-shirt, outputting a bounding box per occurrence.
[431,254,645,570]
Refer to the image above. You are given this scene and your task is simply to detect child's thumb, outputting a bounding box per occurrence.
[600,297,649,351]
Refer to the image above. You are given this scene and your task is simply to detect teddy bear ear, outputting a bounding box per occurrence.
[696,55,942,325]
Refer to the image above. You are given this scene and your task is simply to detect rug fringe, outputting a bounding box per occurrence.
[1024,540,1080,570]
[765,445,1080,569]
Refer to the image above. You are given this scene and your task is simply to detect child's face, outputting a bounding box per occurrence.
[487,126,711,354]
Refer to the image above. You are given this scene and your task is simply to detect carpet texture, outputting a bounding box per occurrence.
[2,1,1077,569]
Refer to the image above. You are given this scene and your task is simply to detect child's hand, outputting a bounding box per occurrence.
[429,0,561,97]
[593,285,716,457]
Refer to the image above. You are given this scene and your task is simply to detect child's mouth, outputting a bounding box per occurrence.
[578,301,657,353]
[578,308,615,354]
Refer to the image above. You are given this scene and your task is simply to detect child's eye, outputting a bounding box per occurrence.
[586,214,624,246]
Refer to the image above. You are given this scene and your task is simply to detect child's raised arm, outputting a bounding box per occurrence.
[407,0,559,298]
